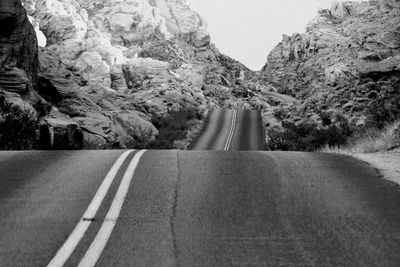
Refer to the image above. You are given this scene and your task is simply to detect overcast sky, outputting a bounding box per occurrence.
[187,0,364,70]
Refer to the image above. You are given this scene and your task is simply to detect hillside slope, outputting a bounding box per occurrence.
[257,0,400,137]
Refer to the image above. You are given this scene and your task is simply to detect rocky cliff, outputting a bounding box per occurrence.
[0,0,268,149]
[258,0,400,132]
[0,0,49,149]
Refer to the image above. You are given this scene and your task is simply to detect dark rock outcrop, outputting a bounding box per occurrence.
[0,0,43,149]
[0,0,38,90]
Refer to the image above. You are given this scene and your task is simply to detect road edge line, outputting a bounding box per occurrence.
[47,149,135,267]
[77,150,147,267]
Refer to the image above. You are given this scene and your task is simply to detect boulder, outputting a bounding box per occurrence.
[43,116,84,149]
[31,0,88,45]
[0,90,37,119]
[38,48,80,101]
[75,51,111,87]
[356,56,400,76]
[91,0,171,46]
[0,67,30,93]
[150,0,209,42]
[113,111,158,145]
[325,63,354,86]
[110,65,128,92]
[330,2,351,19]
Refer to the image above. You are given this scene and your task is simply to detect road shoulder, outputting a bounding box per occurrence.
[353,149,400,186]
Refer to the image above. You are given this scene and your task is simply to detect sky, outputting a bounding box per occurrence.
[187,0,364,70]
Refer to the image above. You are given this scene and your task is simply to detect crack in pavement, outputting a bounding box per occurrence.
[169,150,181,266]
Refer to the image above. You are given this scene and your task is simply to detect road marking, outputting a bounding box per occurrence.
[224,109,238,151]
[78,150,147,267]
[47,150,135,267]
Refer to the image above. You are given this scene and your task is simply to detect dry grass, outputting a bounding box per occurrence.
[322,121,400,154]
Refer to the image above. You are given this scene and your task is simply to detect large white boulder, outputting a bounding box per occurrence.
[91,0,171,46]
[75,51,111,87]
[30,0,89,45]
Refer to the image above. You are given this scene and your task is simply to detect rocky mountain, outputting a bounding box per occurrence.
[0,0,269,149]
[257,0,400,136]
[3,0,397,151]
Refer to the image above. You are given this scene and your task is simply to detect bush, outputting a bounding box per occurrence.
[323,121,400,153]
[366,79,400,129]
[395,125,400,145]
[273,108,288,121]
[266,119,354,152]
[0,108,39,150]
[150,108,203,149]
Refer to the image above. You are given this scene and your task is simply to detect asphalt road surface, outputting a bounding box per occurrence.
[0,110,400,266]
[188,109,265,151]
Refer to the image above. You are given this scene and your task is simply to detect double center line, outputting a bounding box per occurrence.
[224,109,238,151]
[48,150,146,267]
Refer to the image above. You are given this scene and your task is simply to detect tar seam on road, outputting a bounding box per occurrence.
[169,151,181,266]
[224,109,238,151]
[78,150,147,267]
[47,149,135,267]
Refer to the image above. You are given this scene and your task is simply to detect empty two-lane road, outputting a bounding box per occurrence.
[0,109,400,266]
[188,109,265,151]
[0,151,400,266]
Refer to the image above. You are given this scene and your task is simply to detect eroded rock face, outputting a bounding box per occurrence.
[0,0,44,149]
[258,0,400,129]
[0,0,38,90]
[8,0,263,149]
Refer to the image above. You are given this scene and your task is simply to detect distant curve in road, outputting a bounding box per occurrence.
[0,150,400,266]
[188,109,265,151]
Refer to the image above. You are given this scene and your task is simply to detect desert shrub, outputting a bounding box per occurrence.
[32,100,52,117]
[323,121,400,153]
[266,119,354,152]
[366,79,400,128]
[150,107,203,149]
[319,111,332,126]
[273,108,288,121]
[0,107,39,150]
[367,98,400,129]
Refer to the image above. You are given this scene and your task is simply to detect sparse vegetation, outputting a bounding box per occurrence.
[272,108,289,122]
[150,108,203,149]
[366,94,400,129]
[322,121,400,154]
[266,113,354,151]
[267,94,400,153]
[0,99,39,150]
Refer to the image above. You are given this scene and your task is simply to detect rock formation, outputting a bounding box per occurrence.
[0,0,38,92]
[257,0,400,130]
[0,0,43,149]
[6,0,395,150]
[1,0,268,149]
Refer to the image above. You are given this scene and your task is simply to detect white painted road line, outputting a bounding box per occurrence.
[224,110,237,151]
[225,110,237,151]
[47,150,135,267]
[78,150,147,267]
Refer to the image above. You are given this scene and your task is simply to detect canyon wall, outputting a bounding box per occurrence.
[258,0,400,130]
[0,0,268,149]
